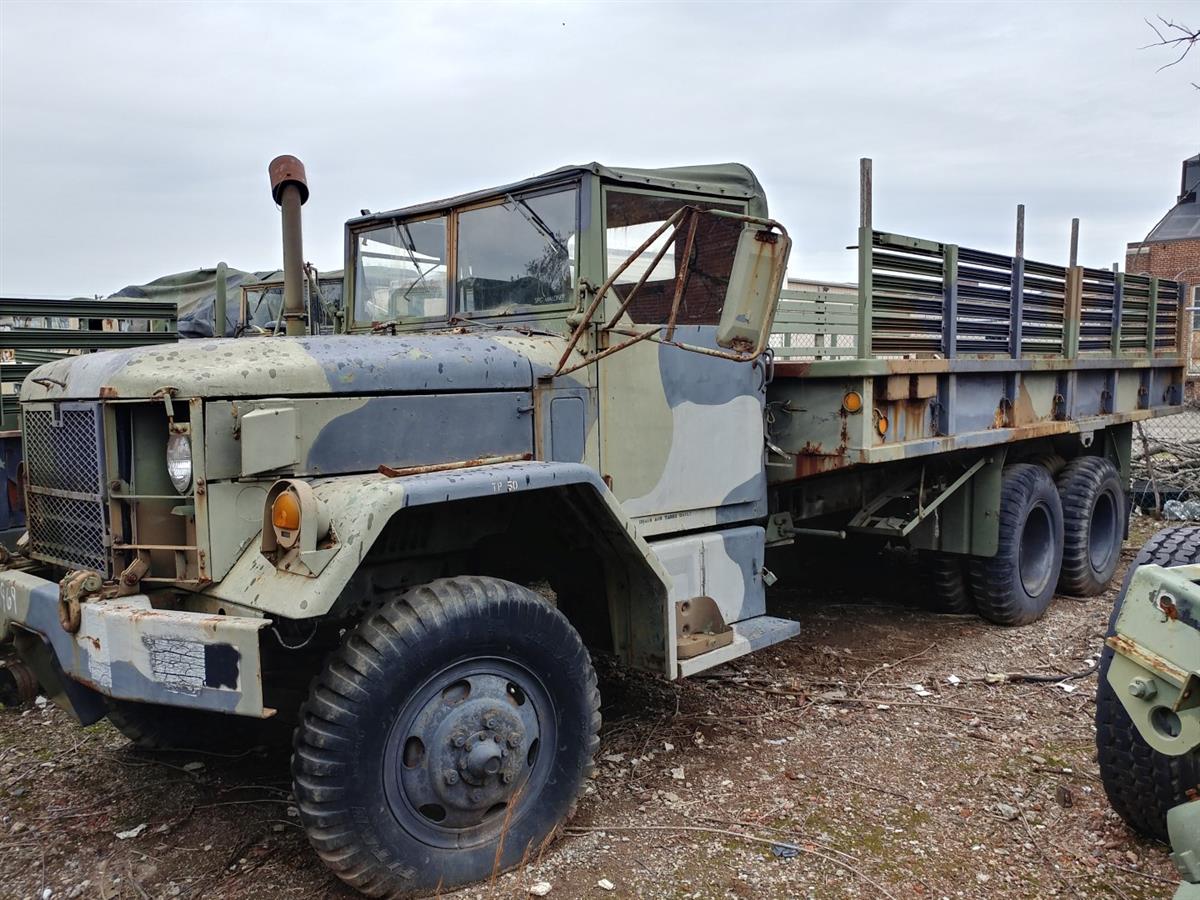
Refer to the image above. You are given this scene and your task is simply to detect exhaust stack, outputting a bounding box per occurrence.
[268,155,309,337]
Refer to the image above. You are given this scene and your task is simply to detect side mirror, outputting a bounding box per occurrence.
[716,223,791,355]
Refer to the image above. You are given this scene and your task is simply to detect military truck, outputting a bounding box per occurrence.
[0,155,1189,896]
[1097,526,1200,899]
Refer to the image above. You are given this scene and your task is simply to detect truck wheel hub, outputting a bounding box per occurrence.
[385,660,549,840]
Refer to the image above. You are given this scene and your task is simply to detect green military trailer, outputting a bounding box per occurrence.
[0,156,1189,896]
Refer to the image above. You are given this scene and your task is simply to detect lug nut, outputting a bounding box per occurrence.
[493,734,502,743]
[486,717,498,730]
[501,772,513,784]
[452,733,466,748]
[444,770,459,785]
[1129,678,1158,700]
[507,734,521,748]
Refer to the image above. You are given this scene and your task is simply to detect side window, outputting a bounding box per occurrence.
[354,217,448,324]
[604,192,743,326]
[456,187,578,315]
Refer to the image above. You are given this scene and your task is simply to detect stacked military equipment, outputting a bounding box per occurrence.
[0,295,177,544]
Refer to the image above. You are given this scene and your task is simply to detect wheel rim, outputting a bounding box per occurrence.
[1019,503,1055,597]
[382,656,554,849]
[1088,490,1119,574]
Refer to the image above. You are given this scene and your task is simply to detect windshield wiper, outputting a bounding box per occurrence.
[505,194,568,256]
[398,223,438,305]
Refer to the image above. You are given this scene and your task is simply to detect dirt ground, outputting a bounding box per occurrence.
[0,515,1184,900]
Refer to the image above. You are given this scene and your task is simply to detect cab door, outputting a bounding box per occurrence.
[596,188,767,535]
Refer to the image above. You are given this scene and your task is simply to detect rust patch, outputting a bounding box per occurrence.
[772,360,812,378]
[901,399,926,439]
[1012,381,1036,426]
[793,453,850,479]
[379,452,533,479]
[99,385,119,399]
[1106,634,1188,684]
[991,401,1008,430]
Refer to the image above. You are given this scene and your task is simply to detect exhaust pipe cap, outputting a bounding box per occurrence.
[269,155,309,206]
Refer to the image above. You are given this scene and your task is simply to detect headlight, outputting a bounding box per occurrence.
[166,432,193,493]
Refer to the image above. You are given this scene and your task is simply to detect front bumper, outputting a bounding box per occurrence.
[0,568,270,724]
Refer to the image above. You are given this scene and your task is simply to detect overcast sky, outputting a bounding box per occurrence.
[1,0,1197,298]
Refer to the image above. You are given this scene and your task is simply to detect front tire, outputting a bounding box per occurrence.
[292,576,601,898]
[969,464,1065,626]
[1056,456,1125,596]
[1097,526,1200,842]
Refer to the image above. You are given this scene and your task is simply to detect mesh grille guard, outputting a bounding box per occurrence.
[22,401,110,574]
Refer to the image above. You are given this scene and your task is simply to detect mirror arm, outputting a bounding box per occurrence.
[664,212,701,342]
[554,207,687,374]
[600,216,683,331]
[553,208,789,377]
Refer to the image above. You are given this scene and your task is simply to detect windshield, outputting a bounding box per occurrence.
[354,216,448,325]
[351,183,578,327]
[243,277,344,334]
[456,187,577,315]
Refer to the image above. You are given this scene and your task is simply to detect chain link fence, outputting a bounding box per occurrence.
[1132,377,1200,518]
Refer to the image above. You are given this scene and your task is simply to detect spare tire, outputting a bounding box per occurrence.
[1096,525,1200,842]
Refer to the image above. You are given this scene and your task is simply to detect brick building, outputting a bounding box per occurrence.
[1126,153,1200,366]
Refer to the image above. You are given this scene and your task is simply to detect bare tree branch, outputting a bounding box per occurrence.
[1142,16,1200,75]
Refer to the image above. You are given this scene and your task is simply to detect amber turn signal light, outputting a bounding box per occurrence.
[272,490,301,532]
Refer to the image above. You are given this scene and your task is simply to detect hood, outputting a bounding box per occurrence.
[20,331,559,402]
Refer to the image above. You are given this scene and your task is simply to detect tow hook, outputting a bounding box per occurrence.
[58,570,103,634]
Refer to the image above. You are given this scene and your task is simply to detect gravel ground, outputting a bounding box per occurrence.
[0,514,1181,899]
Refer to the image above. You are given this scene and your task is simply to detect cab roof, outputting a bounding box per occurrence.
[348,161,767,229]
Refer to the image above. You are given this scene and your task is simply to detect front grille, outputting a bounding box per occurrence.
[23,402,110,573]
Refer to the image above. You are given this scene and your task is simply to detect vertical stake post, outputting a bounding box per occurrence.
[1008,204,1025,358]
[857,158,873,359]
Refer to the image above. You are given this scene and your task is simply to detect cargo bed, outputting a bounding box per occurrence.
[766,227,1187,480]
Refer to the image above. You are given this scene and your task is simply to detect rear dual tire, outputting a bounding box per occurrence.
[970,463,1066,626]
[1056,456,1124,597]
[964,457,1124,626]
[925,552,975,614]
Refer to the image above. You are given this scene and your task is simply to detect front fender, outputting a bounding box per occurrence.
[203,461,675,673]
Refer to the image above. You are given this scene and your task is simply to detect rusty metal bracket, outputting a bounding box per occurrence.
[114,555,151,598]
[675,596,734,660]
[57,570,103,634]
[378,453,532,479]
